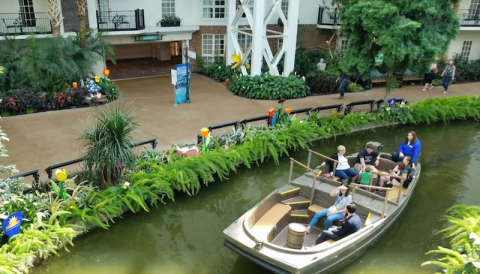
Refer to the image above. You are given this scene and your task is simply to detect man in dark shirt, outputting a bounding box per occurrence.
[314,203,362,245]
[355,143,380,172]
[336,70,348,99]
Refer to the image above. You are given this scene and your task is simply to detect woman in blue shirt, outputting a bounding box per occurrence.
[305,185,352,234]
[392,131,421,168]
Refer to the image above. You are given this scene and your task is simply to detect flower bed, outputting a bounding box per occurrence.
[1,96,479,273]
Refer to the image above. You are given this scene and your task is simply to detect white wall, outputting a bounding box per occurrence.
[101,0,322,28]
[0,0,49,13]
[458,0,474,11]
[448,30,480,60]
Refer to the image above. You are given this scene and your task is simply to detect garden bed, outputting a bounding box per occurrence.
[1,95,479,273]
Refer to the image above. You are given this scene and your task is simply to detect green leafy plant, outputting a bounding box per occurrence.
[346,82,363,92]
[228,73,309,99]
[78,104,140,187]
[96,77,119,101]
[377,101,413,124]
[422,204,480,273]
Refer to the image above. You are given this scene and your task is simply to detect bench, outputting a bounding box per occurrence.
[344,99,376,115]
[251,203,292,240]
[310,104,343,114]
[402,69,423,84]
[371,70,387,84]
[374,98,405,110]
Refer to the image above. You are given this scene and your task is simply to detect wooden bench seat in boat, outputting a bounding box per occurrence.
[251,203,292,240]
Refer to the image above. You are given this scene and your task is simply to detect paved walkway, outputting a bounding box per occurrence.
[0,74,479,180]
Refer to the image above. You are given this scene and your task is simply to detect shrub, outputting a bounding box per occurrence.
[346,82,364,92]
[307,71,337,94]
[96,78,119,101]
[228,73,308,99]
[195,55,238,82]
[78,104,140,187]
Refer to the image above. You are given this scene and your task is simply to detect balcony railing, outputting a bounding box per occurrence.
[317,7,341,26]
[0,12,52,35]
[458,9,480,26]
[96,9,145,31]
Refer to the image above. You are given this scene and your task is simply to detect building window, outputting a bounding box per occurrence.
[339,39,348,56]
[281,0,288,17]
[240,0,254,18]
[202,34,225,63]
[238,33,252,52]
[461,41,472,61]
[278,39,283,49]
[203,0,226,19]
[18,0,36,27]
[162,0,176,17]
[468,0,480,19]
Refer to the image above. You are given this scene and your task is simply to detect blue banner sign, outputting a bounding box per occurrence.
[174,63,190,105]
[2,212,23,238]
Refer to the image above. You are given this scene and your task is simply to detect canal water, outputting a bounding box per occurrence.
[32,121,480,274]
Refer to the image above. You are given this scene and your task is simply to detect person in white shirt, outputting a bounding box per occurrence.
[319,145,358,185]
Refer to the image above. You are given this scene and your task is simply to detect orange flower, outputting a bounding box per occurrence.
[72,82,78,88]
[103,69,110,77]
[201,127,209,138]
[285,108,292,114]
[268,108,275,117]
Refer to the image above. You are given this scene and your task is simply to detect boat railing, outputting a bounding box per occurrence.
[307,149,339,177]
[369,170,405,203]
[289,158,323,206]
[350,183,393,218]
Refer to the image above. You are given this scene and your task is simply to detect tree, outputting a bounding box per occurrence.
[337,0,460,102]
[47,0,62,38]
[76,0,87,48]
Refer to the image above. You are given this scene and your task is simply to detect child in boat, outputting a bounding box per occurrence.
[379,161,405,187]
[359,166,373,185]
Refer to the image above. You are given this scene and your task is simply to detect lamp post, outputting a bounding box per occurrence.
[184,46,191,103]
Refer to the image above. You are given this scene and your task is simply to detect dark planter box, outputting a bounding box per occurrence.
[161,21,180,27]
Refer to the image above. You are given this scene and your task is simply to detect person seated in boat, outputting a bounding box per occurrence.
[354,143,380,173]
[359,166,373,186]
[391,131,421,168]
[305,185,352,234]
[376,157,413,196]
[319,145,358,185]
[313,203,362,245]
[378,161,405,188]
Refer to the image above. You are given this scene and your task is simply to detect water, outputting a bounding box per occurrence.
[32,121,480,274]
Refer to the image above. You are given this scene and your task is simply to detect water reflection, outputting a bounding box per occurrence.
[32,121,480,274]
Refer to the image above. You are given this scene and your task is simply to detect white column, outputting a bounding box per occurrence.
[251,0,265,76]
[226,0,237,65]
[182,40,186,63]
[86,0,98,30]
[283,0,300,75]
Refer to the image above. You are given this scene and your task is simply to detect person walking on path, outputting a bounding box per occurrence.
[422,63,438,91]
[441,60,456,94]
[336,69,348,99]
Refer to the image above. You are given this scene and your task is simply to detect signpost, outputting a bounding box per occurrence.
[172,47,196,106]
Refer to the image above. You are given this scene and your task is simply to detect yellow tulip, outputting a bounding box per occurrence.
[201,127,210,138]
[95,76,101,83]
[231,53,241,69]
[55,169,67,182]
[246,64,250,70]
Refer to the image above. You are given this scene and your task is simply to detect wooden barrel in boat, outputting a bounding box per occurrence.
[286,223,306,249]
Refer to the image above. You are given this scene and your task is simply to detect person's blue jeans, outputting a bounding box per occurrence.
[315,230,341,245]
[335,168,358,180]
[441,76,452,92]
[339,78,348,97]
[308,209,345,231]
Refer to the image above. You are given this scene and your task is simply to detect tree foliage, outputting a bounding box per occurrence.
[337,0,461,101]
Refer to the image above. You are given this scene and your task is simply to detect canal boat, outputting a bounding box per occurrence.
[223,142,421,274]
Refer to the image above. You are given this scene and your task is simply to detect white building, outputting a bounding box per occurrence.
[0,0,478,78]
